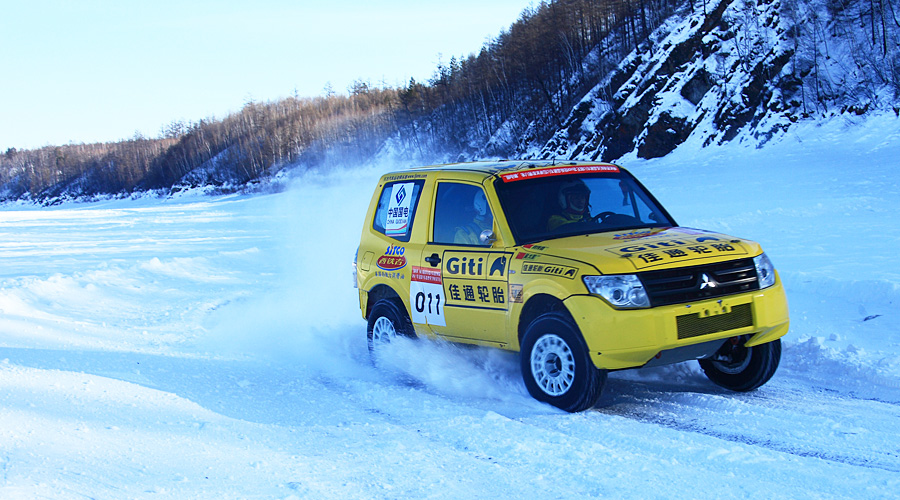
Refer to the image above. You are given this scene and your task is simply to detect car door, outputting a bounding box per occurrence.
[412,180,510,344]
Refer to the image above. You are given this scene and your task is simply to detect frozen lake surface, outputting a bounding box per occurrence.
[1,116,899,498]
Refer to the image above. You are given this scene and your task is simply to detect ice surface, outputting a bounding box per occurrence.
[1,116,899,498]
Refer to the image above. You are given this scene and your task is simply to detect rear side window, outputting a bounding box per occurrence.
[372,180,425,242]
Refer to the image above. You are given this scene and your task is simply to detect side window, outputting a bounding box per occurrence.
[372,180,424,242]
[433,183,494,246]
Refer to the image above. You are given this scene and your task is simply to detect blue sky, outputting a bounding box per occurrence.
[1,0,531,151]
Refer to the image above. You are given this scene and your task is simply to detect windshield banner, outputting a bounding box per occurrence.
[499,164,619,182]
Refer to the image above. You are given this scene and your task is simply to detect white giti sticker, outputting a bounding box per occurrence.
[410,266,446,326]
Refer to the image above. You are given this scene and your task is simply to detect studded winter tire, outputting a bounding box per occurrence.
[367,298,415,364]
[699,337,781,392]
[520,312,606,412]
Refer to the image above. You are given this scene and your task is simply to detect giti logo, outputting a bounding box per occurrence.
[489,256,506,276]
[443,252,509,280]
[446,256,483,276]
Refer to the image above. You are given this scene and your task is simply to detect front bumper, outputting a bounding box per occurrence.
[564,275,790,370]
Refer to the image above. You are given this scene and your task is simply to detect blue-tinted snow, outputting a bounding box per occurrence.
[0,115,899,498]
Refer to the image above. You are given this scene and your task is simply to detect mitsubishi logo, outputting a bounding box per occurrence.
[699,273,717,290]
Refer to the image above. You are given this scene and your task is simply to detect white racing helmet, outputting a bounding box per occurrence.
[474,190,488,216]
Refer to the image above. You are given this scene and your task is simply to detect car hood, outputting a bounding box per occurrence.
[522,227,763,275]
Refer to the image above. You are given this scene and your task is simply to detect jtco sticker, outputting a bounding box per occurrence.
[410,266,446,326]
[376,244,407,271]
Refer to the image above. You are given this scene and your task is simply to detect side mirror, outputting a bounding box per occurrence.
[479,229,496,246]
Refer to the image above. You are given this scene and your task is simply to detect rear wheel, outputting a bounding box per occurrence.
[520,312,606,412]
[367,298,414,364]
[699,337,781,391]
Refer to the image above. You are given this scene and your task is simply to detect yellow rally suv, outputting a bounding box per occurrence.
[355,161,789,412]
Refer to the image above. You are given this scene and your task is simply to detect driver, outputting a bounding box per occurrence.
[454,189,493,245]
[547,179,590,231]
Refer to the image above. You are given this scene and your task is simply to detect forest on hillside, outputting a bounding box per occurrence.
[2,0,898,202]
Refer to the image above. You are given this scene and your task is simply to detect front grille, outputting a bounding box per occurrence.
[640,258,759,307]
[677,303,754,339]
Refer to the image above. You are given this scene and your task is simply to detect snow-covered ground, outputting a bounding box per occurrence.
[1,114,899,499]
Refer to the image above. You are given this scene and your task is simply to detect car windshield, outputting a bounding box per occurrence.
[493,167,674,244]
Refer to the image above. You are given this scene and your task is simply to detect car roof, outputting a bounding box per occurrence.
[397,160,625,179]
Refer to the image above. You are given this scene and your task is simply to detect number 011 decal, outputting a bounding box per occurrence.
[410,266,446,326]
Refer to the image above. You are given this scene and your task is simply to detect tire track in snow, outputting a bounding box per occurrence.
[610,411,900,473]
[296,371,571,494]
[593,381,900,474]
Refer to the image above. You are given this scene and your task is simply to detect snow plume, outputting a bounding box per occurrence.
[200,162,385,368]
[376,336,532,405]
[199,157,541,406]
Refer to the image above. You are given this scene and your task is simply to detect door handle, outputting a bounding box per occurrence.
[425,253,441,267]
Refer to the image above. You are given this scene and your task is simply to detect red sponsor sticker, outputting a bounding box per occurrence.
[500,164,620,182]
[411,266,442,284]
[377,255,407,271]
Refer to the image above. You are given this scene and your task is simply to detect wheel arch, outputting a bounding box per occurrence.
[517,293,576,345]
[364,284,404,319]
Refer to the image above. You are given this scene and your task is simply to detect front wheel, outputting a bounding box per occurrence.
[520,312,606,412]
[699,337,781,392]
[367,298,415,364]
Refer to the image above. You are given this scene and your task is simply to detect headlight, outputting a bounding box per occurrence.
[754,253,776,289]
[583,275,650,308]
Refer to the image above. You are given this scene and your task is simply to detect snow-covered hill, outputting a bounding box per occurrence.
[532,0,899,162]
[1,114,899,498]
